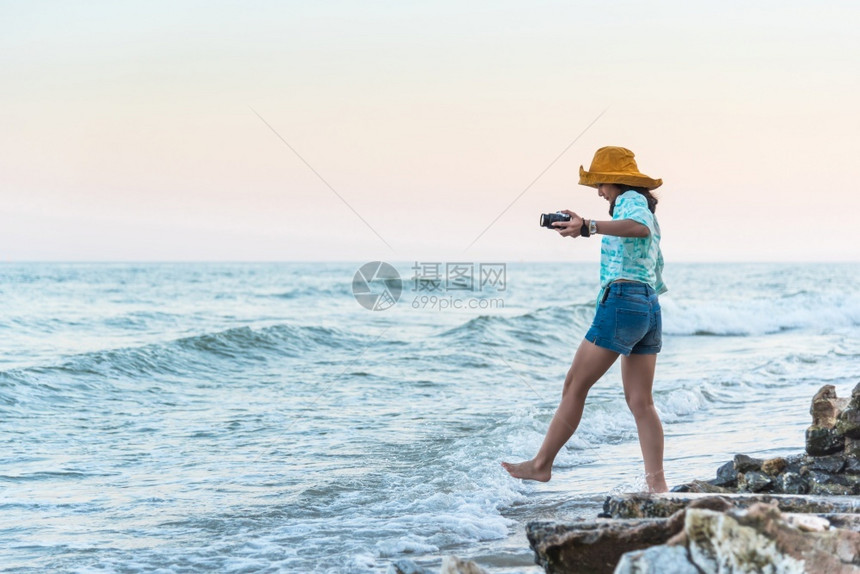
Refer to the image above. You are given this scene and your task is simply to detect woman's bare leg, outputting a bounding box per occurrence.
[620,353,668,493]
[501,340,619,481]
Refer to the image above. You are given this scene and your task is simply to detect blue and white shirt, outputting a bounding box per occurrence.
[597,191,667,303]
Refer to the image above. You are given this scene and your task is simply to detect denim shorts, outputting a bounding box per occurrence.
[585,281,662,356]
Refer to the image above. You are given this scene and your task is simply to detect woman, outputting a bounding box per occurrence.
[502,146,668,493]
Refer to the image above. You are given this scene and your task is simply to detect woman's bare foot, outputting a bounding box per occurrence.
[646,470,668,493]
[500,459,551,482]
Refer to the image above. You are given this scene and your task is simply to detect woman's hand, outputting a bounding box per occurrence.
[552,209,584,238]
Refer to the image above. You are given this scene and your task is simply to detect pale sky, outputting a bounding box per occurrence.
[2,1,858,262]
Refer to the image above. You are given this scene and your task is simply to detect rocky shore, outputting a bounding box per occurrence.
[388,384,860,573]
[525,383,860,573]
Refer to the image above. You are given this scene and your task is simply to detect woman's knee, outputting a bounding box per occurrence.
[562,375,590,399]
[625,392,654,417]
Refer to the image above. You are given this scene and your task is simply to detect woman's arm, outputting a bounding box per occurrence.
[589,219,649,238]
[552,210,650,238]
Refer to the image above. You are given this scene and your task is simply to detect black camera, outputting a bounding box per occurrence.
[539,212,571,229]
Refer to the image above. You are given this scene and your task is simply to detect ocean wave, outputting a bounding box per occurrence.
[438,304,595,347]
[0,323,366,392]
[262,284,352,300]
[663,292,860,336]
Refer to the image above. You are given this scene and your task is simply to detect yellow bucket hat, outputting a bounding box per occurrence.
[578,146,662,190]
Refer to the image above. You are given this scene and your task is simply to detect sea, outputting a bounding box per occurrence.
[2,262,859,573]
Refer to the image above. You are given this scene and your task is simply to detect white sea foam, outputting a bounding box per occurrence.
[662,292,860,336]
[375,536,439,557]
[656,386,709,422]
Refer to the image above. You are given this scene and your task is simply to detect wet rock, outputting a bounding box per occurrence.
[804,469,851,488]
[664,507,804,573]
[388,559,430,574]
[615,502,860,574]
[824,513,860,530]
[603,494,684,519]
[777,472,808,495]
[840,474,860,495]
[838,407,860,439]
[614,545,697,574]
[733,454,763,473]
[685,505,810,573]
[711,460,737,487]
[526,518,679,574]
[845,438,860,461]
[783,513,832,532]
[807,454,846,474]
[440,556,488,574]
[808,480,853,496]
[761,457,787,476]
[738,470,773,493]
[783,453,807,474]
[850,381,860,408]
[806,385,851,457]
[531,492,860,573]
[810,384,844,427]
[845,454,860,474]
[604,492,860,519]
[672,480,731,494]
[806,425,845,456]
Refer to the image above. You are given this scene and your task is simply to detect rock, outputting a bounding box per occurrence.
[835,473,860,495]
[488,385,860,574]
[824,514,860,530]
[738,470,773,493]
[532,491,860,573]
[810,384,842,427]
[783,513,832,532]
[850,381,860,409]
[604,492,860,519]
[672,480,731,494]
[684,507,795,572]
[614,545,698,574]
[845,438,860,461]
[777,472,808,495]
[615,502,860,574]
[838,407,860,439]
[761,457,788,476]
[680,505,807,573]
[808,481,853,496]
[526,518,680,574]
[807,454,846,474]
[783,453,807,474]
[806,425,845,456]
[733,454,763,473]
[711,460,737,487]
[439,556,488,574]
[388,559,431,574]
[845,453,860,474]
[603,494,684,519]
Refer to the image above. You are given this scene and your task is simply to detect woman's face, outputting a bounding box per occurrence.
[597,183,623,203]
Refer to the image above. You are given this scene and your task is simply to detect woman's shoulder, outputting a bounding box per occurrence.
[615,191,650,217]
[617,190,648,207]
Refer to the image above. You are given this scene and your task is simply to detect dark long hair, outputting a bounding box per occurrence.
[609,186,658,216]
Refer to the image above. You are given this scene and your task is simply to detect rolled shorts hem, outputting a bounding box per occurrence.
[584,333,630,356]
[584,333,660,356]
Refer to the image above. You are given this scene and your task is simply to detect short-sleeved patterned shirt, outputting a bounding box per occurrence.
[597,191,667,304]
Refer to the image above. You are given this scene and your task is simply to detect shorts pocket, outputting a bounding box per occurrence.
[614,308,649,348]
